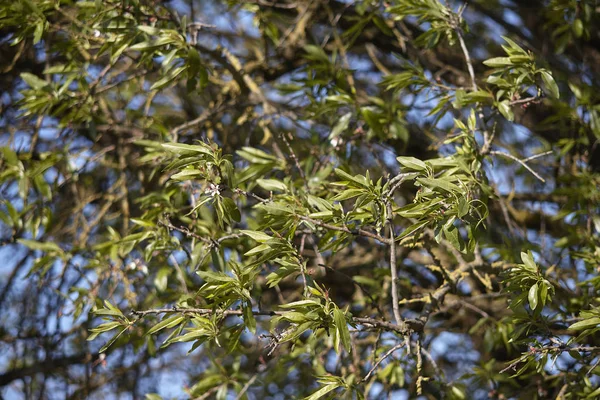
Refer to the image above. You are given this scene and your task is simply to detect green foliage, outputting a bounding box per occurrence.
[1,0,600,399]
[484,37,559,121]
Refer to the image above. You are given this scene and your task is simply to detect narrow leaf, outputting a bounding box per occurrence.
[396,156,427,171]
[568,317,600,331]
[333,308,351,353]
[528,283,539,310]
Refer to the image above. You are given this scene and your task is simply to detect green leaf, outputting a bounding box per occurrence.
[161,142,212,154]
[170,168,202,181]
[304,45,329,63]
[443,223,465,253]
[257,202,294,216]
[334,168,368,188]
[93,308,124,318]
[154,267,170,292]
[104,300,124,314]
[150,66,187,91]
[243,302,256,334]
[130,218,156,228]
[221,197,241,223]
[169,328,209,343]
[467,91,494,103]
[308,211,333,219]
[279,299,322,308]
[483,57,513,68]
[241,230,272,243]
[528,283,538,310]
[88,321,123,341]
[396,156,427,171]
[396,202,431,218]
[244,243,271,256]
[397,220,429,240]
[196,270,236,282]
[372,15,393,36]
[573,19,583,38]
[361,107,383,135]
[584,387,600,399]
[1,147,19,166]
[329,112,352,139]
[332,188,365,201]
[417,177,462,194]
[304,383,340,400]
[137,25,162,35]
[257,178,287,192]
[457,197,469,218]
[130,36,177,51]
[20,73,48,90]
[146,315,186,336]
[521,251,537,271]
[539,282,548,306]
[33,21,45,44]
[568,317,600,331]
[18,239,63,254]
[99,326,129,353]
[237,147,279,164]
[333,308,351,353]
[189,375,223,396]
[508,55,532,64]
[497,101,514,122]
[540,70,559,99]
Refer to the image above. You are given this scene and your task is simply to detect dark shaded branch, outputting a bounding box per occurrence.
[0,353,100,387]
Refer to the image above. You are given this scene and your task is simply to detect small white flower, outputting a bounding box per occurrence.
[205,183,220,197]
[93,29,101,38]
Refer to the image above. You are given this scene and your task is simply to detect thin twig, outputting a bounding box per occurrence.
[385,200,403,327]
[490,151,546,182]
[456,30,477,91]
[131,307,284,317]
[480,120,497,156]
[416,337,424,395]
[420,345,443,379]
[363,343,406,381]
[587,356,600,376]
[522,150,553,163]
[306,235,326,277]
[169,253,189,295]
[234,373,258,400]
[457,1,469,17]
[298,215,390,244]
[233,187,269,203]
[386,173,418,197]
[159,219,205,241]
[246,0,298,9]
[353,317,423,335]
[194,387,219,400]
[280,132,308,190]
[131,307,424,334]
[509,96,541,106]
[298,234,309,295]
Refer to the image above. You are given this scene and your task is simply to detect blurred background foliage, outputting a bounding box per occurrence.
[1,0,600,399]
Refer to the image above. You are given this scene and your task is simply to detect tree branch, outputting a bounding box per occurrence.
[490,150,550,183]
[0,353,100,387]
[363,342,406,381]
